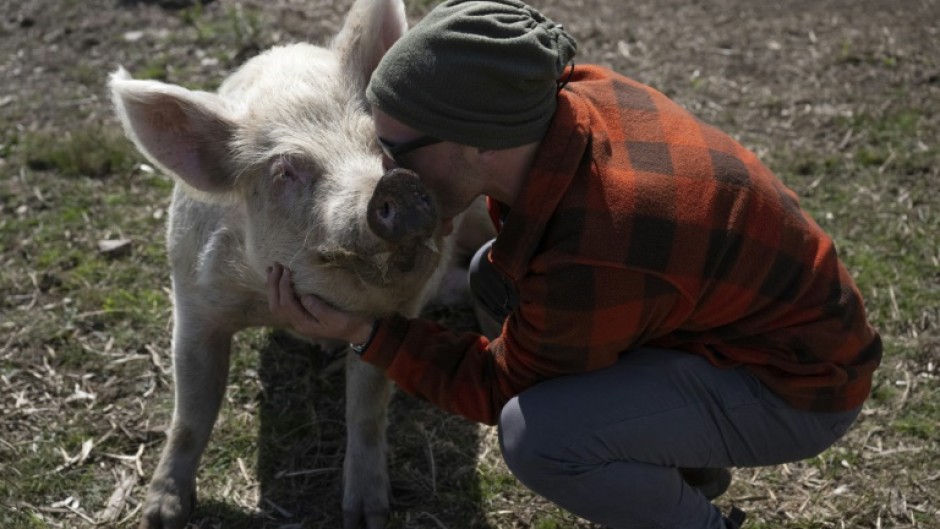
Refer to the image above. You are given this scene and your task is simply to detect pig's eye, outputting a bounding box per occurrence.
[270,155,315,184]
[270,156,296,181]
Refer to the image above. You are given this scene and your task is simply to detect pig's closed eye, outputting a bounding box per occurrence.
[270,155,317,184]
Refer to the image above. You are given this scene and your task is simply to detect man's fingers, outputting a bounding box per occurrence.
[300,295,342,332]
[277,264,294,308]
[278,266,321,327]
[265,264,366,342]
[301,294,323,315]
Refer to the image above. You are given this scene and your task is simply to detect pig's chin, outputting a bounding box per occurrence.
[314,236,442,291]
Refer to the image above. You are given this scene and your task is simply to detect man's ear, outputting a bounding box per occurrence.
[109,67,238,197]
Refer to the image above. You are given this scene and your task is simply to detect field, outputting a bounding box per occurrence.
[1,0,938,527]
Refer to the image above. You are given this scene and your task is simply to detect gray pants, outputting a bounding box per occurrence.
[469,241,861,528]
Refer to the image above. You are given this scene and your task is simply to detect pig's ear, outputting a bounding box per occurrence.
[332,0,408,92]
[109,67,238,197]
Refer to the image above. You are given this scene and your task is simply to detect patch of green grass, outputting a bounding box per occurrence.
[101,286,167,325]
[0,501,53,528]
[179,0,207,28]
[788,153,843,178]
[70,61,105,88]
[224,4,263,51]
[892,379,940,440]
[20,126,139,178]
[532,515,564,529]
[180,1,264,53]
[867,375,899,405]
[2,415,140,528]
[1,164,172,335]
[842,108,934,170]
[1,427,99,505]
[137,54,170,81]
[0,137,14,159]
[807,444,864,481]
[0,511,46,529]
[201,420,259,480]
[836,39,901,70]
[477,466,519,502]
[772,105,939,339]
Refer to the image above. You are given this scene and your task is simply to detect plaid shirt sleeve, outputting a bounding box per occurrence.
[363,65,882,426]
[362,266,683,425]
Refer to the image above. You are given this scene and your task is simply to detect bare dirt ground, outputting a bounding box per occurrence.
[1,0,938,528]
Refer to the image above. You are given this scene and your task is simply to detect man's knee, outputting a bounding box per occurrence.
[498,396,570,485]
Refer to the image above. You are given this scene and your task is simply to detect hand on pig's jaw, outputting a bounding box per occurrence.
[265,263,373,345]
[275,221,442,307]
[277,236,441,316]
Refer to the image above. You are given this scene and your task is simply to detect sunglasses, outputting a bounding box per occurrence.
[377,135,442,164]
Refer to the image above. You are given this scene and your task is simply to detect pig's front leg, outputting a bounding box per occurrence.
[140,314,233,529]
[343,353,393,529]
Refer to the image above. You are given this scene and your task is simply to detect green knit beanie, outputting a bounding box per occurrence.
[366,0,578,150]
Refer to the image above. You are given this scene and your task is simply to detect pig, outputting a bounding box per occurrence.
[109,0,493,527]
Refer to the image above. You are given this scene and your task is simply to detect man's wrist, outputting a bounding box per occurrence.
[350,319,379,355]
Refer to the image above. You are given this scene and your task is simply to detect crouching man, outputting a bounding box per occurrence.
[267,1,882,527]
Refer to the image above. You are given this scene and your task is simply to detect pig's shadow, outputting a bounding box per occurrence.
[195,305,495,528]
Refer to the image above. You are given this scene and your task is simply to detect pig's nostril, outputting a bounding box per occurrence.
[379,201,393,221]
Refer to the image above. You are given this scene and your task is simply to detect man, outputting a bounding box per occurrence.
[266,0,882,527]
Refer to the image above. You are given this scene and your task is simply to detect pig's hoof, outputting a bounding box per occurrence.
[343,507,389,529]
[138,479,195,529]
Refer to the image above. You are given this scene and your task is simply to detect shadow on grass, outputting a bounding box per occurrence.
[190,307,494,528]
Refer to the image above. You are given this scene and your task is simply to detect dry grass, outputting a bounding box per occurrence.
[1,0,938,528]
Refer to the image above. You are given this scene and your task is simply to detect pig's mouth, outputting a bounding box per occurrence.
[315,236,441,287]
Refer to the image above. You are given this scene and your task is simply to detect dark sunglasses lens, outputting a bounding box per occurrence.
[377,135,441,162]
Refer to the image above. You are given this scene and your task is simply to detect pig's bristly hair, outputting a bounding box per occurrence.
[229,98,375,185]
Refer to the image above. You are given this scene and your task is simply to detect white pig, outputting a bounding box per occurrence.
[109,0,493,527]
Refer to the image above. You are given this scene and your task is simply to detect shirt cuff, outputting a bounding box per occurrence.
[359,313,410,369]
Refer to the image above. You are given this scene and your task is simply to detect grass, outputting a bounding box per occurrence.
[753,98,939,527]
[1,0,938,528]
[1,124,174,528]
[773,106,940,343]
[19,127,139,178]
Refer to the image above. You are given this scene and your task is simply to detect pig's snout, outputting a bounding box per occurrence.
[367,169,437,244]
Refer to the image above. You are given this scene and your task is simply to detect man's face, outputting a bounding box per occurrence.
[372,108,484,223]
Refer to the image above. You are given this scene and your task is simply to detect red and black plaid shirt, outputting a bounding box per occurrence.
[364,65,882,426]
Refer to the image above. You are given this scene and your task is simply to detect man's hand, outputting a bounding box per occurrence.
[266,263,375,345]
